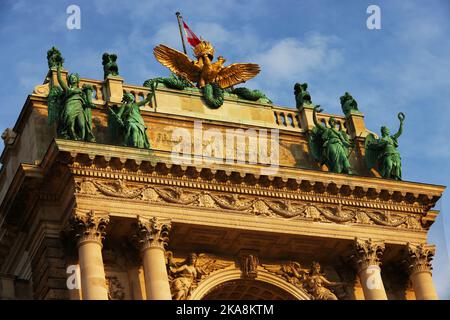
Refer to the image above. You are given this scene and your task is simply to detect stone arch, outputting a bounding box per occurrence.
[189,268,310,300]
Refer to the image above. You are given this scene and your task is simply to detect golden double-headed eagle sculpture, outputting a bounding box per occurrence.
[153,40,260,88]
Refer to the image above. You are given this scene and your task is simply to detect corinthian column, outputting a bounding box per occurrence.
[71,210,109,300]
[353,238,388,300]
[134,216,172,300]
[405,243,438,300]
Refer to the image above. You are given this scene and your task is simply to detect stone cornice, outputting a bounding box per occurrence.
[75,179,427,231]
[52,139,444,211]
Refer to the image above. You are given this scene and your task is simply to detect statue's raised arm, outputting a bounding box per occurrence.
[364,112,404,180]
[135,91,155,107]
[56,65,69,92]
[393,112,405,139]
[312,105,325,130]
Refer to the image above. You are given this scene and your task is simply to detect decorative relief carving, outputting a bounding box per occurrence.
[263,261,346,300]
[69,210,109,245]
[166,252,233,300]
[75,179,425,230]
[106,276,125,300]
[352,238,385,271]
[241,255,259,279]
[1,128,17,145]
[404,243,435,274]
[133,217,171,251]
[33,83,50,97]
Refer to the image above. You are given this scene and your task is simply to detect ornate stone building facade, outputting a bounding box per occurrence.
[0,65,445,300]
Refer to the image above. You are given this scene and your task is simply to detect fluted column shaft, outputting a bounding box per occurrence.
[71,211,109,300]
[134,217,172,300]
[406,243,438,300]
[353,238,388,300]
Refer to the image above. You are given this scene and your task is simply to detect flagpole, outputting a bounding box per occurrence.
[175,12,187,54]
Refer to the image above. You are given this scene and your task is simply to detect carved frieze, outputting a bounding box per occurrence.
[75,179,425,230]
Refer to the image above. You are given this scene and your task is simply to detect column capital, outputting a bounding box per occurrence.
[70,210,109,247]
[404,243,435,275]
[352,238,385,271]
[133,216,171,252]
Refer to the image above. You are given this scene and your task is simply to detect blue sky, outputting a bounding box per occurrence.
[0,0,449,298]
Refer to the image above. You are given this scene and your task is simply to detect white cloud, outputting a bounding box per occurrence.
[151,22,182,49]
[252,35,343,83]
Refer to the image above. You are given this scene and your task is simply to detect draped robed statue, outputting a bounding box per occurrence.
[309,106,354,174]
[108,92,153,149]
[365,112,405,180]
[47,47,96,142]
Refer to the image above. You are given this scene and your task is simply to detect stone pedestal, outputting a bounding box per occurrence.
[104,75,124,104]
[71,211,109,300]
[134,216,172,300]
[405,243,438,300]
[353,238,388,300]
[297,104,316,131]
[346,110,367,138]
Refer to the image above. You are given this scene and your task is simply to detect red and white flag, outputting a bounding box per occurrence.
[182,21,201,47]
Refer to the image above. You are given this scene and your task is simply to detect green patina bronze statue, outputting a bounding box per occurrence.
[309,106,353,174]
[340,92,359,117]
[102,53,119,79]
[108,91,153,149]
[47,48,96,142]
[47,46,64,69]
[365,112,405,180]
[294,82,312,109]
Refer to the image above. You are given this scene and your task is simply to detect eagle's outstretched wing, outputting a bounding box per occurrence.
[153,45,201,83]
[215,63,260,89]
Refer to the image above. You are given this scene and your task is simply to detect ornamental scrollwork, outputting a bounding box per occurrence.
[75,179,424,230]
